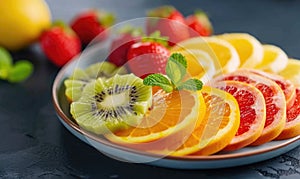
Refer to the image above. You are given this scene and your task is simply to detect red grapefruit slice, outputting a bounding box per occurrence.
[214,70,286,145]
[213,81,266,150]
[243,69,296,108]
[276,87,300,139]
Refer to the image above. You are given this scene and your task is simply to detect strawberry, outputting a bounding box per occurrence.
[70,9,115,45]
[127,32,170,78]
[108,26,144,67]
[40,22,81,67]
[185,10,213,37]
[146,5,189,46]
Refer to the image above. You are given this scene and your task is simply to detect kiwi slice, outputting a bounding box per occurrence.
[70,74,152,134]
[65,61,127,101]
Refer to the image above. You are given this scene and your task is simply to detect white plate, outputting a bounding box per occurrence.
[52,33,300,169]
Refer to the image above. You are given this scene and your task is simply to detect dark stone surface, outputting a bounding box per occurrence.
[0,0,300,178]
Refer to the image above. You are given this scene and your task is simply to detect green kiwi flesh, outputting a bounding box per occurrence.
[64,61,127,101]
[70,74,152,134]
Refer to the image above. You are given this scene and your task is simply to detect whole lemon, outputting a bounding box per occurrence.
[0,0,51,50]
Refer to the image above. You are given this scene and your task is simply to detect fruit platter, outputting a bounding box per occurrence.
[52,6,300,169]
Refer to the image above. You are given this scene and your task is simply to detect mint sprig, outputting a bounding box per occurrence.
[0,47,33,83]
[143,53,203,92]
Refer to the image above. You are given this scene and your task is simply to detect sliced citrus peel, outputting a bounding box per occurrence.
[213,81,266,151]
[217,33,263,68]
[214,70,286,145]
[276,87,300,140]
[189,86,240,156]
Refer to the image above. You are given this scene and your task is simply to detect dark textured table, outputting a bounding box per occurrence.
[1,0,300,178]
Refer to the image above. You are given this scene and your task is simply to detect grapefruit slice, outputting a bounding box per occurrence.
[213,81,266,151]
[277,87,300,140]
[244,69,296,108]
[105,88,206,144]
[172,86,240,156]
[214,70,286,145]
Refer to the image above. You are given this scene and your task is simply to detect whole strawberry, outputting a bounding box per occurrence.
[127,32,170,78]
[146,5,189,46]
[70,9,115,45]
[40,22,81,67]
[185,10,213,37]
[108,26,144,67]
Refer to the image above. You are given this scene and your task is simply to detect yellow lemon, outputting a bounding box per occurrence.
[255,44,288,73]
[217,33,263,68]
[172,49,216,84]
[172,37,240,75]
[0,0,51,50]
[279,59,300,85]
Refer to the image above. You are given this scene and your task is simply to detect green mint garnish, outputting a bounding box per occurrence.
[143,52,203,92]
[0,47,33,83]
[143,74,173,93]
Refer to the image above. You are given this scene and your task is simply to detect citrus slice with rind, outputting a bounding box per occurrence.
[245,69,296,109]
[172,49,216,84]
[255,44,288,73]
[277,87,300,140]
[279,58,300,86]
[214,70,286,145]
[171,36,240,75]
[105,88,206,144]
[187,86,240,156]
[213,81,266,151]
[217,33,263,68]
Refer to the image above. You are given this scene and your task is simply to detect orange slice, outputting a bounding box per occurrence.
[179,86,240,156]
[277,87,300,139]
[105,87,206,145]
[213,81,266,151]
[214,70,286,145]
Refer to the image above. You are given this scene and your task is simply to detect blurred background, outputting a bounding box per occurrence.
[46,0,300,59]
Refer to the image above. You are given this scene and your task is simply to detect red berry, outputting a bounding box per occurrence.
[108,27,143,67]
[40,24,81,67]
[185,11,213,37]
[127,42,170,78]
[146,6,189,46]
[71,9,115,45]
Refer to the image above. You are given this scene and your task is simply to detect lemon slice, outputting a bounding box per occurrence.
[217,33,263,68]
[255,44,288,73]
[171,37,240,75]
[172,49,216,84]
[279,58,300,85]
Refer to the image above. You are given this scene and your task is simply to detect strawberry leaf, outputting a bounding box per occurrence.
[176,79,203,91]
[166,53,187,85]
[142,31,169,47]
[143,74,173,93]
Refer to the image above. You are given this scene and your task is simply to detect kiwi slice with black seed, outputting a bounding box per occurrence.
[65,61,127,101]
[70,74,152,134]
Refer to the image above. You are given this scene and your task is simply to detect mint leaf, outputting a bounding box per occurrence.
[7,60,33,83]
[0,47,13,79]
[143,74,173,92]
[166,53,187,85]
[177,79,203,91]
